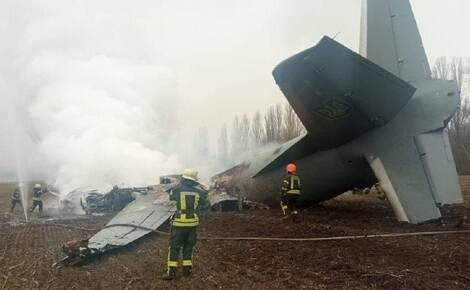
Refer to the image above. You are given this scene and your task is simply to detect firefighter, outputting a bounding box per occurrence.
[29,184,44,213]
[280,163,301,220]
[161,169,208,281]
[10,188,22,212]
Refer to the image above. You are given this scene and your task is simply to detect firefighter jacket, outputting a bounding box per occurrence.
[281,173,302,196]
[32,189,43,201]
[169,179,208,227]
[11,190,21,201]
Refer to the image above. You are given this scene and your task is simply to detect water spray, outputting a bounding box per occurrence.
[9,110,30,222]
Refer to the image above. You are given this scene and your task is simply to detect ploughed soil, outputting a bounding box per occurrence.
[1,178,470,290]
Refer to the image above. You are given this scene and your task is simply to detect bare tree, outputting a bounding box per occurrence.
[274,104,284,142]
[239,114,250,151]
[194,126,209,157]
[432,56,449,80]
[217,123,229,164]
[433,57,470,173]
[448,58,467,134]
[231,115,241,160]
[251,110,265,146]
[281,102,305,141]
[264,106,276,143]
[264,104,284,143]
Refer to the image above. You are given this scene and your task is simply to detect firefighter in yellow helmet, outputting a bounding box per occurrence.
[280,163,301,220]
[29,184,44,213]
[162,169,208,281]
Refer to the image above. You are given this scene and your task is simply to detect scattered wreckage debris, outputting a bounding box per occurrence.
[159,174,181,185]
[80,186,149,215]
[57,239,96,266]
[2,195,470,290]
[208,193,270,211]
[210,172,270,211]
[242,200,270,210]
[209,192,240,211]
[58,186,175,266]
[160,173,251,212]
[55,192,470,268]
[57,176,271,266]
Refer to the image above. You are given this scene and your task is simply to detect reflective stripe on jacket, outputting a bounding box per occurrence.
[169,180,208,227]
[172,191,200,227]
[281,174,302,196]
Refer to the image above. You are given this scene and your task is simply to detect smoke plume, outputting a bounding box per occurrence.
[24,55,181,193]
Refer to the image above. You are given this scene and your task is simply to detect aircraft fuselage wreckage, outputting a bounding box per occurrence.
[218,0,463,224]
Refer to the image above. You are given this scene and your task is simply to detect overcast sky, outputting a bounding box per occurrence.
[1,0,469,182]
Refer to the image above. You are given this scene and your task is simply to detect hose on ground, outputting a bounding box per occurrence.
[42,223,470,242]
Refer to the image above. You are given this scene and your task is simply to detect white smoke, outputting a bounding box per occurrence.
[24,54,181,193]
[0,0,396,188]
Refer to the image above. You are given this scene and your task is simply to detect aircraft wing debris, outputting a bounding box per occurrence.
[59,186,175,266]
[88,193,175,249]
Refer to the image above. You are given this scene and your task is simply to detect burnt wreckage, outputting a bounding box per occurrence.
[59,177,242,266]
[80,186,149,215]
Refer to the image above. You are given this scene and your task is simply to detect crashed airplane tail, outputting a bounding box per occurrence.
[359,0,432,83]
[217,0,463,224]
[259,36,416,176]
[356,0,462,222]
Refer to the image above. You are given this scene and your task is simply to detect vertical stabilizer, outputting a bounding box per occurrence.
[360,0,431,82]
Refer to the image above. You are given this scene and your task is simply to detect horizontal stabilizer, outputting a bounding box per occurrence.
[273,36,416,150]
[366,139,442,223]
[415,130,463,205]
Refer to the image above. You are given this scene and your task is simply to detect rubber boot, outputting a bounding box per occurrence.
[291,210,300,223]
[161,268,177,281]
[182,266,192,277]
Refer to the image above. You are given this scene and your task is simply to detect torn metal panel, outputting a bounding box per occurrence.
[209,175,270,211]
[209,192,239,211]
[88,191,175,251]
[209,192,238,205]
[210,174,242,211]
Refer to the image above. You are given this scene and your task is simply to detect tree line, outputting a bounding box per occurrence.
[217,102,305,164]
[432,57,470,174]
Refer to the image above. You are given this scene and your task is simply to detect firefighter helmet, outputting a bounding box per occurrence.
[182,169,198,181]
[286,163,297,173]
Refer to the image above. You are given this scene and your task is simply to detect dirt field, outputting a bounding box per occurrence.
[1,180,470,290]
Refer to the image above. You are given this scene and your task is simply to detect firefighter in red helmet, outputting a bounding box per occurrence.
[280,163,302,221]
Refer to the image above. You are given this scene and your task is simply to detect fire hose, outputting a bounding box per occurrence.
[45,223,470,242]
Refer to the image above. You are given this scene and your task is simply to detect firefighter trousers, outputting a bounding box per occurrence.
[30,200,43,212]
[167,226,197,272]
[11,200,22,211]
[280,194,298,216]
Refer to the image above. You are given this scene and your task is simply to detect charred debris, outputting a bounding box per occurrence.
[58,174,267,266]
